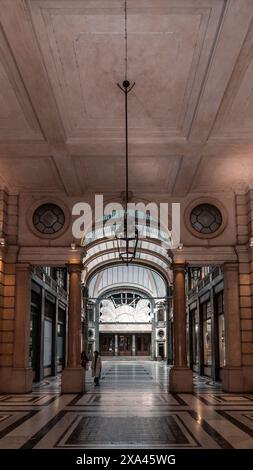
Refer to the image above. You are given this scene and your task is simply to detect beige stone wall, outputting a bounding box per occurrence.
[0,190,18,372]
[247,191,253,367]
[235,191,253,378]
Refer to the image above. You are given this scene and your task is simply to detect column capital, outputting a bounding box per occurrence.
[235,245,249,254]
[171,262,188,272]
[222,262,239,273]
[67,263,83,274]
[15,262,33,273]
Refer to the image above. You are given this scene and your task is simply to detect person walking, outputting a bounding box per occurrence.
[81,351,89,371]
[91,350,102,386]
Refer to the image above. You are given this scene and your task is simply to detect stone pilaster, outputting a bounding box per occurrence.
[234,190,253,391]
[62,263,84,393]
[0,191,21,393]
[222,262,243,392]
[169,262,193,392]
[10,263,33,392]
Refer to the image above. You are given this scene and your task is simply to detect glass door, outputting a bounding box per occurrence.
[136,334,151,356]
[216,291,225,379]
[100,334,114,356]
[201,301,212,377]
[29,306,40,382]
[119,335,132,355]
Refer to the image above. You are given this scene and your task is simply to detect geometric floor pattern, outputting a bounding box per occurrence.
[0,360,253,449]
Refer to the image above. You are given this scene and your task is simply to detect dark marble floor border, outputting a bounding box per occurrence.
[192,392,253,407]
[172,394,189,406]
[67,393,86,406]
[21,410,66,449]
[188,410,234,449]
[216,395,253,403]
[54,415,79,448]
[20,408,234,450]
[0,411,38,440]
[0,395,59,407]
[65,407,191,413]
[55,413,201,449]
[176,414,201,447]
[216,410,253,439]
[0,396,35,403]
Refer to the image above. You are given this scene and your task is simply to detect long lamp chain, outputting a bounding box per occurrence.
[117,0,135,264]
[124,0,129,262]
[124,0,128,82]
[125,0,128,212]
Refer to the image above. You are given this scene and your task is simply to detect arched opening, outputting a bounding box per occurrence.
[85,264,171,361]
[79,208,173,366]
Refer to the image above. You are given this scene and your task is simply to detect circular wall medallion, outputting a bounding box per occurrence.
[190,203,222,235]
[158,330,164,338]
[33,203,65,235]
[184,198,228,239]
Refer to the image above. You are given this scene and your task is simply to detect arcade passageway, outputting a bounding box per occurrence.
[0,359,253,449]
[1,0,253,453]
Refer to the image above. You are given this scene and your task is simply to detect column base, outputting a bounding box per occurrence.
[62,367,85,393]
[169,367,193,393]
[242,366,253,392]
[0,367,33,393]
[221,367,244,392]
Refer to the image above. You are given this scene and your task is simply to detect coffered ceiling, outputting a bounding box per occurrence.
[0,0,253,196]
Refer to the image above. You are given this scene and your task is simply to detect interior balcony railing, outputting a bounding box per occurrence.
[187,266,223,299]
[33,266,68,300]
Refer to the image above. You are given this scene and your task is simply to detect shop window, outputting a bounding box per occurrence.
[119,335,131,352]
[44,319,53,367]
[202,302,212,366]
[217,292,225,368]
[218,315,225,367]
[143,336,149,351]
[55,268,67,288]
[57,323,64,366]
[29,305,39,372]
[101,334,114,353]
[191,310,199,365]
[44,266,52,276]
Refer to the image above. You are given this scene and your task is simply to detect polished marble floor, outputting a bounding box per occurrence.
[0,360,253,449]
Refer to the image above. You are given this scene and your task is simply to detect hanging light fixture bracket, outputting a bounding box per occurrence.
[117,80,135,93]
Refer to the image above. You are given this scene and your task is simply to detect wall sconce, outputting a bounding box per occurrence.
[70,242,76,251]
[178,242,183,251]
[0,238,6,247]
[250,237,253,247]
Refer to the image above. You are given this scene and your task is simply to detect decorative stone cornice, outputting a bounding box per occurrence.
[18,246,83,265]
